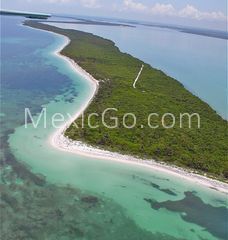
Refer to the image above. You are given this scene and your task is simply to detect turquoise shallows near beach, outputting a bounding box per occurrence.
[2,16,228,240]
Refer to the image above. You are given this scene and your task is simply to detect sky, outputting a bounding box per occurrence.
[1,0,228,30]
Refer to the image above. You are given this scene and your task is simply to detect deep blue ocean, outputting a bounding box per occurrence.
[1,16,74,137]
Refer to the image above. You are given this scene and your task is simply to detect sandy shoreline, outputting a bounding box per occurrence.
[45,31,228,194]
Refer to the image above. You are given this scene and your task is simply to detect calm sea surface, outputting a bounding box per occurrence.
[1,16,227,240]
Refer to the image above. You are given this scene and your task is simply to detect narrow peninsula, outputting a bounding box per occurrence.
[24,21,228,181]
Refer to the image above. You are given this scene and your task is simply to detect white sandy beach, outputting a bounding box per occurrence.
[47,31,228,195]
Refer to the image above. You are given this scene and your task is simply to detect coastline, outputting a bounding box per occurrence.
[48,32,228,195]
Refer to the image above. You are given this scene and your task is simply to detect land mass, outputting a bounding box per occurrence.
[0,10,51,19]
[42,20,135,27]
[24,20,228,181]
[143,24,228,40]
[118,20,228,40]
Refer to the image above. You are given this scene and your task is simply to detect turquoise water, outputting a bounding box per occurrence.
[48,22,227,119]
[1,16,228,240]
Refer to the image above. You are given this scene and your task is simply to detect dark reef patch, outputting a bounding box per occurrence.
[133,175,177,196]
[144,191,228,239]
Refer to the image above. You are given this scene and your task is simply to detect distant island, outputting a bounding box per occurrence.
[0,10,51,19]
[43,20,134,27]
[118,20,228,40]
[25,20,228,181]
[141,23,228,40]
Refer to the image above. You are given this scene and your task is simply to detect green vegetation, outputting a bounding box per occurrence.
[25,21,228,180]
